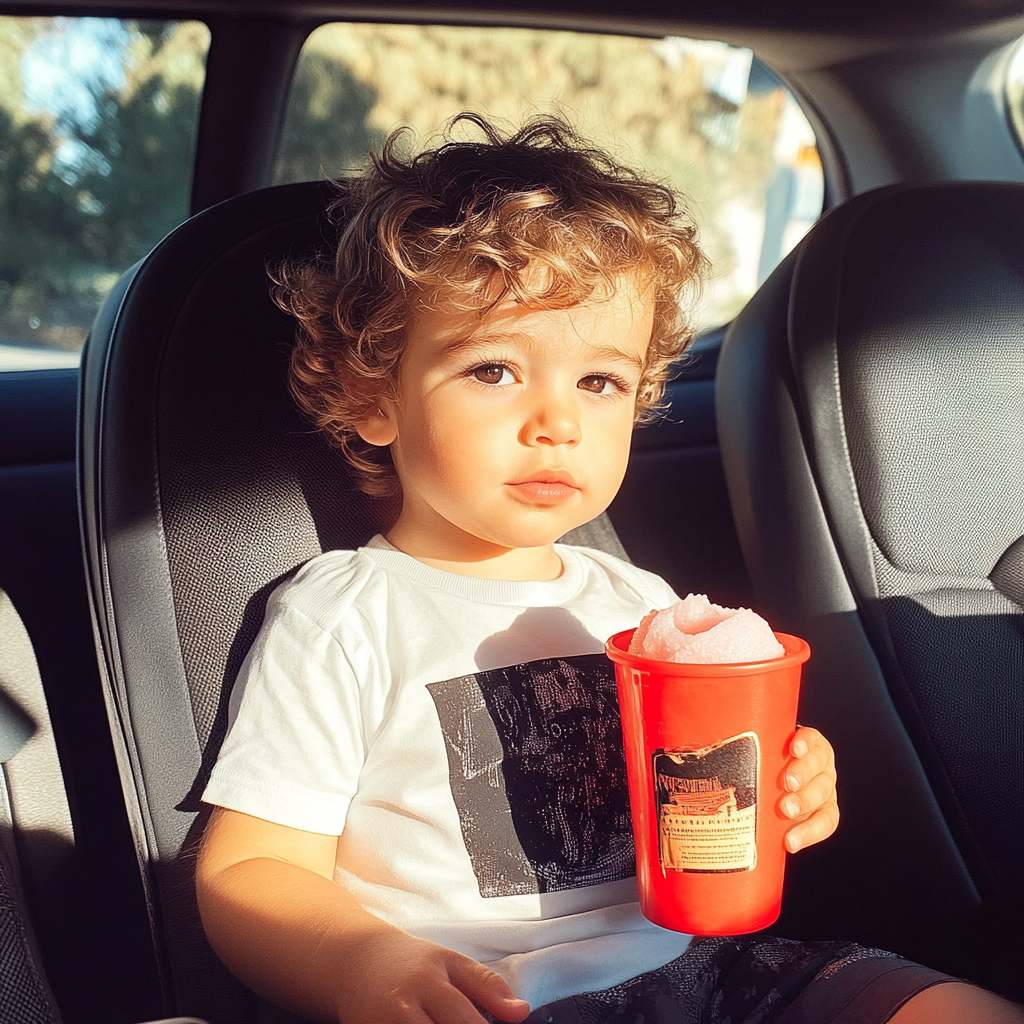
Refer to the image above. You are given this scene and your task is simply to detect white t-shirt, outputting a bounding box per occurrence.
[204,537,691,1007]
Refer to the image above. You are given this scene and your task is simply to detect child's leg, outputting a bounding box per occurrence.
[888,982,1024,1024]
[514,937,1024,1024]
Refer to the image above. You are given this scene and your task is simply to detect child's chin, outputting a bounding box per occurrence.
[500,519,592,550]
[475,502,607,551]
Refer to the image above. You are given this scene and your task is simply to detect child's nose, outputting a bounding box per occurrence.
[523,391,581,447]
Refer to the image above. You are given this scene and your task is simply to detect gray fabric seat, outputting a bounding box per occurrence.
[716,181,1023,999]
[1,590,208,1024]
[0,591,63,1024]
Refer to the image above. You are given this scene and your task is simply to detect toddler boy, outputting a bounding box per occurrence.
[197,117,1019,1024]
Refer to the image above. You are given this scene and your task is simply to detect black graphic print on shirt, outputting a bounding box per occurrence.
[427,654,635,898]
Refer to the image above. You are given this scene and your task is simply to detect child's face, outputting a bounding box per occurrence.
[358,276,654,563]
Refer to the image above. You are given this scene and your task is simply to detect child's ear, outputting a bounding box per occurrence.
[354,402,398,447]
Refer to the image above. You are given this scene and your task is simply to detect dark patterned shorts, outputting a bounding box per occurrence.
[516,936,955,1024]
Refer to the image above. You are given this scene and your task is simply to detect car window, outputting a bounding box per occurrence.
[275,24,824,331]
[0,17,209,371]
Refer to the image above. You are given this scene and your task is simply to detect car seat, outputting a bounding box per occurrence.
[1,589,208,1024]
[716,181,1023,998]
[77,181,632,1023]
[1,589,66,1024]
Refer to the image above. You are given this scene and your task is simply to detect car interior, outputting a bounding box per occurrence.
[1,2,1022,1023]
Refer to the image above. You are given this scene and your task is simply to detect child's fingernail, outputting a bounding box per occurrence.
[782,796,800,818]
[792,740,808,757]
[786,833,802,853]
[785,773,800,791]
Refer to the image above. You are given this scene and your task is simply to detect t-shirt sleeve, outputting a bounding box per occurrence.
[202,603,374,836]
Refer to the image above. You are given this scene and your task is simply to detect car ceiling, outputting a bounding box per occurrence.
[3,0,1024,72]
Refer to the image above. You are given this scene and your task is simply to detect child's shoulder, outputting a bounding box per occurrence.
[268,542,388,632]
[556,542,678,607]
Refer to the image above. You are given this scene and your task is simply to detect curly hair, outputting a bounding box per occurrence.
[272,114,708,495]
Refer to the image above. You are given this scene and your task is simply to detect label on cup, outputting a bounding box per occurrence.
[653,732,760,874]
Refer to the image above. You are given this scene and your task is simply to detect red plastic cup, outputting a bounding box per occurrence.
[605,629,810,936]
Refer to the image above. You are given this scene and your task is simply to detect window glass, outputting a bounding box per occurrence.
[276,24,823,331]
[0,17,209,371]
[1008,36,1024,157]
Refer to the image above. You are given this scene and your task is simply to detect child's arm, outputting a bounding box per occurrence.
[196,807,531,1024]
[778,727,840,853]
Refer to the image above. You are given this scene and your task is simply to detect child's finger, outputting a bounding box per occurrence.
[785,800,840,852]
[446,956,531,1022]
[420,983,494,1024]
[783,742,831,792]
[779,771,835,821]
[789,726,831,762]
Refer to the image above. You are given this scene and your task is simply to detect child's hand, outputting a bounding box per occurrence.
[344,929,530,1024]
[197,808,531,1024]
[778,727,839,853]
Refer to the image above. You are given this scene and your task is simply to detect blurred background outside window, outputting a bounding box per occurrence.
[275,24,824,334]
[0,20,824,371]
[0,17,209,370]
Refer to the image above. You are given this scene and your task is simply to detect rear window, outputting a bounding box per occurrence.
[0,17,209,370]
[275,24,824,331]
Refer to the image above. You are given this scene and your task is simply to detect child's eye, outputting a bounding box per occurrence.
[470,363,516,386]
[578,373,630,395]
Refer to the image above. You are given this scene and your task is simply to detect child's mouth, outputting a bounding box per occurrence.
[508,473,580,504]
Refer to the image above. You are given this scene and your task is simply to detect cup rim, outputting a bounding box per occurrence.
[605,628,810,676]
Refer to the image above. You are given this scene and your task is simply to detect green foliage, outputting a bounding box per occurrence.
[0,18,206,350]
[75,74,200,269]
[0,17,817,351]
[275,50,383,183]
[0,107,81,288]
